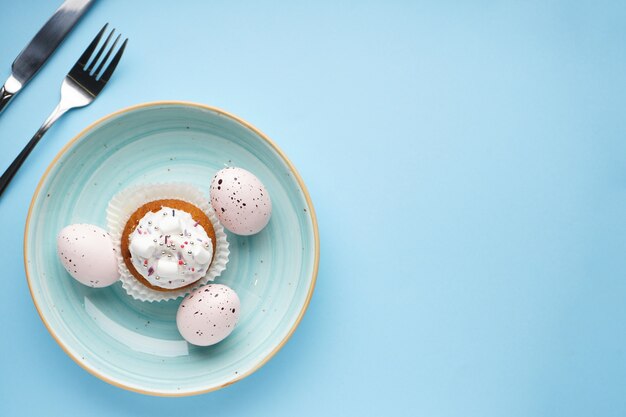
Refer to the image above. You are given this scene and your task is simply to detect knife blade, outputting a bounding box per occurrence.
[0,0,94,114]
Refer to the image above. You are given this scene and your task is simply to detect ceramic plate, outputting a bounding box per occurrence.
[24,102,319,396]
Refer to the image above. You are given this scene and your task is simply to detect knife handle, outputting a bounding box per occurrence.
[0,75,23,115]
[0,85,14,114]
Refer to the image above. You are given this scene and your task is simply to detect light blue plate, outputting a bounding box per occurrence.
[24,102,319,396]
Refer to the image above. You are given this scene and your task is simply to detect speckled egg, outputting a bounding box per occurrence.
[210,167,271,235]
[176,284,240,346]
[56,224,119,288]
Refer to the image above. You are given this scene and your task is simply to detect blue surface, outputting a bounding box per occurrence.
[1,0,626,415]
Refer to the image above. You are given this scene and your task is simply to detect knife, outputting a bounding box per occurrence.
[0,0,94,114]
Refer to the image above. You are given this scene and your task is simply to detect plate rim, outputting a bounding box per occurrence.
[23,100,320,396]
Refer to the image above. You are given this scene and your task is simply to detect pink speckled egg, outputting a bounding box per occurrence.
[210,167,272,235]
[176,284,240,346]
[56,224,119,288]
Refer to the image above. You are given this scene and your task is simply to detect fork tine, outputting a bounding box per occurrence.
[99,38,128,83]
[94,34,120,78]
[76,24,108,71]
[86,29,115,73]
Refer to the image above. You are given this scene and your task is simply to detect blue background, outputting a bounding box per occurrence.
[2,1,626,416]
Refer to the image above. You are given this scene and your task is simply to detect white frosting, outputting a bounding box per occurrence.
[128,206,213,289]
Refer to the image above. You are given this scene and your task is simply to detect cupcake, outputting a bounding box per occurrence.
[107,183,229,302]
[122,199,216,292]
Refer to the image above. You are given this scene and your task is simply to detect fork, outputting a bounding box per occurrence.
[0,24,127,197]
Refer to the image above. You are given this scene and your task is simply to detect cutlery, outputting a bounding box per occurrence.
[0,0,94,114]
[0,24,128,197]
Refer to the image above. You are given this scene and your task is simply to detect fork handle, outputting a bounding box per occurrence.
[0,103,69,196]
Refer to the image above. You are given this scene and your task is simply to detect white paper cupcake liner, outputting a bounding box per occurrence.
[106,183,229,302]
